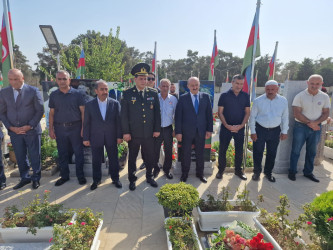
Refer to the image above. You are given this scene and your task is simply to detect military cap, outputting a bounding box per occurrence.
[131,63,150,77]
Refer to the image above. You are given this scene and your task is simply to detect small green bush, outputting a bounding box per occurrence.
[325,140,333,149]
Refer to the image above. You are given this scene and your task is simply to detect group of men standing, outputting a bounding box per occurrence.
[0,64,329,191]
[217,74,329,183]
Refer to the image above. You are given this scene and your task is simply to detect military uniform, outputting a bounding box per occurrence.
[121,63,161,187]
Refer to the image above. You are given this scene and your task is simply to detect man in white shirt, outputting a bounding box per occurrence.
[154,79,177,179]
[289,74,330,182]
[250,80,288,182]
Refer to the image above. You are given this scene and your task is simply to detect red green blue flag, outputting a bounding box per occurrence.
[1,16,11,86]
[241,2,261,94]
[152,41,159,88]
[76,49,85,79]
[266,42,278,80]
[208,30,219,81]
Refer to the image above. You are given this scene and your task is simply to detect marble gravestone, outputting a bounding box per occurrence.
[273,81,308,174]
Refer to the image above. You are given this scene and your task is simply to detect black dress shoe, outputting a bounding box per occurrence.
[139,163,146,170]
[252,173,260,181]
[147,178,158,187]
[198,176,208,183]
[90,182,99,190]
[180,175,187,182]
[112,180,122,188]
[288,173,296,181]
[78,177,87,185]
[0,182,6,190]
[153,168,160,178]
[265,175,276,183]
[32,181,40,189]
[216,171,223,179]
[235,172,247,180]
[13,179,31,190]
[304,174,319,183]
[129,182,136,191]
[55,178,70,186]
[164,172,173,179]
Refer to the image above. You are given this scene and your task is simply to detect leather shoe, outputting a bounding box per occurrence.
[0,182,6,190]
[32,181,40,189]
[180,175,187,182]
[153,168,160,178]
[252,173,260,181]
[147,178,158,187]
[78,177,87,185]
[139,163,146,170]
[198,176,207,183]
[164,172,173,179]
[216,171,223,179]
[304,174,319,183]
[112,180,122,188]
[90,182,100,190]
[55,178,70,186]
[288,173,296,181]
[235,172,247,180]
[13,179,31,190]
[129,182,136,191]
[265,175,276,183]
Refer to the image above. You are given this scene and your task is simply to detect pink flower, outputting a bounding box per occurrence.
[44,190,50,193]
[327,217,333,222]
[68,222,73,225]
[307,221,312,225]
[178,202,181,206]
[49,237,53,243]
[169,226,172,229]
[81,222,86,226]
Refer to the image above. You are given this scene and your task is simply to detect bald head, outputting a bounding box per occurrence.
[8,68,24,89]
[187,77,200,95]
[307,74,323,94]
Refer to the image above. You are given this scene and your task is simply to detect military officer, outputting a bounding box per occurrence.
[121,63,161,191]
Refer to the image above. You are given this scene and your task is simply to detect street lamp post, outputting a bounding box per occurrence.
[39,25,61,71]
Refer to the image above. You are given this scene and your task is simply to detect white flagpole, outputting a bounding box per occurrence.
[3,0,14,68]
[272,41,278,80]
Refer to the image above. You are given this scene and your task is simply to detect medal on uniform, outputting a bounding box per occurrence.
[131,97,136,104]
[150,103,153,109]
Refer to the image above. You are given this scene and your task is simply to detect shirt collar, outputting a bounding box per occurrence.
[228,88,243,96]
[190,92,199,98]
[305,88,319,96]
[12,83,24,91]
[97,97,107,104]
[159,93,171,100]
[136,87,145,93]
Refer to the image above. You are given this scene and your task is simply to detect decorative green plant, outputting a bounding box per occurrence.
[165,216,199,250]
[41,129,58,166]
[156,183,199,215]
[303,191,333,249]
[0,190,72,235]
[247,141,253,151]
[7,142,13,151]
[199,186,262,212]
[325,140,333,149]
[50,208,103,250]
[117,141,128,159]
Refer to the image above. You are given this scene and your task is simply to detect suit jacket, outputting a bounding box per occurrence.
[121,86,161,138]
[175,92,213,138]
[0,84,44,135]
[83,97,122,147]
[109,89,122,102]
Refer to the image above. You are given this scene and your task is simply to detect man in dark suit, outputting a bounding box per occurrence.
[175,77,213,183]
[0,69,44,190]
[109,88,122,102]
[121,63,161,191]
[83,80,123,190]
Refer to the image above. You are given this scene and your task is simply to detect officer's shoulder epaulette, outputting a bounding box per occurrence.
[147,87,158,93]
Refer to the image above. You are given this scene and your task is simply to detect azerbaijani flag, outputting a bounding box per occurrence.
[76,48,85,79]
[152,41,158,88]
[1,16,11,87]
[7,0,14,47]
[208,30,219,81]
[226,71,229,83]
[241,2,261,94]
[266,42,278,80]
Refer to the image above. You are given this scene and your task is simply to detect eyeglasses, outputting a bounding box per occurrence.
[147,78,155,81]
[57,78,68,81]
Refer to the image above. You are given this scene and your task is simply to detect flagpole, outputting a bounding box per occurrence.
[154,41,157,88]
[272,41,278,80]
[213,30,216,81]
[243,0,261,171]
[3,0,14,68]
[226,70,229,83]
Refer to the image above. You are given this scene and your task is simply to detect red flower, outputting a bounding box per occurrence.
[178,202,181,206]
[328,217,333,222]
[211,149,216,153]
[169,226,172,229]
[49,237,53,243]
[307,221,312,225]
[44,190,50,193]
[172,154,175,160]
[81,222,86,226]
[68,222,73,225]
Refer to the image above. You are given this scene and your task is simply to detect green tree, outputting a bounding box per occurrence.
[296,58,314,80]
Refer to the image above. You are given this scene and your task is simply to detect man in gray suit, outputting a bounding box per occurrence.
[0,69,44,189]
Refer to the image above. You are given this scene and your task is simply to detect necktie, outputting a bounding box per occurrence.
[16,89,22,104]
[139,91,144,100]
[194,94,199,114]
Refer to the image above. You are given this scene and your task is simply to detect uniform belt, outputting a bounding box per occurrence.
[54,120,81,127]
[256,122,280,131]
[161,125,172,129]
